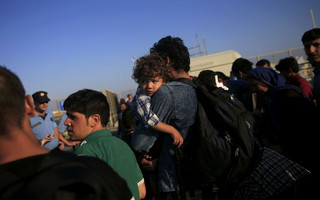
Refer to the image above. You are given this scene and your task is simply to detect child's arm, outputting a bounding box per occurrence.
[153,121,183,147]
[135,91,183,147]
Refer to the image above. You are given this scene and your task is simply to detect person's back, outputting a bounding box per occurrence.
[267,85,316,171]
[247,67,318,176]
[0,66,133,200]
[0,149,133,200]
[230,58,255,111]
[227,79,252,109]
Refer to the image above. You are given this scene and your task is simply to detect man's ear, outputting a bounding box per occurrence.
[239,71,244,78]
[89,114,101,127]
[25,95,35,117]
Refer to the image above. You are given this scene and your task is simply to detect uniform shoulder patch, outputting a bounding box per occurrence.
[31,122,41,128]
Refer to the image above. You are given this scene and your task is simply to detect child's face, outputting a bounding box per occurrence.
[139,77,164,96]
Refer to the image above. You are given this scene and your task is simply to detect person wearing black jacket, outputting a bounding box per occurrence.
[0,65,133,200]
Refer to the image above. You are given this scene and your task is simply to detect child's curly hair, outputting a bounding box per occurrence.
[132,53,172,84]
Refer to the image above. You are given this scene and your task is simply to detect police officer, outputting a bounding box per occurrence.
[30,91,60,149]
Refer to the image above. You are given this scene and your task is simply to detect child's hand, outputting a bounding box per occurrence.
[141,155,158,171]
[40,134,54,147]
[68,140,81,147]
[171,132,183,148]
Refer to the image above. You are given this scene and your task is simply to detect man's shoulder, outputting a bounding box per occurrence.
[313,67,320,75]
[168,80,197,97]
[151,81,197,112]
[45,149,132,187]
[29,113,41,121]
[76,131,132,153]
[293,73,309,84]
[156,80,195,93]
[74,139,97,156]
[313,70,320,82]
[45,109,54,116]
[167,79,194,87]
[0,149,133,199]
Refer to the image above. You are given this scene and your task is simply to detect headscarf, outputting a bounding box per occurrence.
[248,66,286,87]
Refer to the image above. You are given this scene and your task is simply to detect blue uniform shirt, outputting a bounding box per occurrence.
[30,109,59,149]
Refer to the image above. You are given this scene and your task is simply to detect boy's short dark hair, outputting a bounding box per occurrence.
[132,53,172,84]
[63,89,110,127]
[256,59,271,67]
[232,58,253,77]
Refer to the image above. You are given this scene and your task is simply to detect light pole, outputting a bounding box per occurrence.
[310,8,317,28]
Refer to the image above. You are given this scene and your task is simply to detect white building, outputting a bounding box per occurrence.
[190,50,241,77]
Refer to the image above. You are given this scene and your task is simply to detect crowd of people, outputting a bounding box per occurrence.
[1,28,319,200]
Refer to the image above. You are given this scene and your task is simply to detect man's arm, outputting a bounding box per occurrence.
[53,127,65,150]
[58,133,80,147]
[138,179,146,199]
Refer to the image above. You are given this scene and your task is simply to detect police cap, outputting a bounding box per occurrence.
[32,91,50,104]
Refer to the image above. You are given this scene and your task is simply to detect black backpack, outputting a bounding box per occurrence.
[175,77,260,194]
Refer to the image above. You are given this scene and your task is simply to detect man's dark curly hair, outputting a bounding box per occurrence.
[150,36,190,72]
[132,53,172,84]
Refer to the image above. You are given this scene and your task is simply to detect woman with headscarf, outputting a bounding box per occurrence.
[247,67,317,178]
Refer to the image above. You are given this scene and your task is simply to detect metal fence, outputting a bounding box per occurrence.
[246,46,314,81]
[246,47,307,64]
